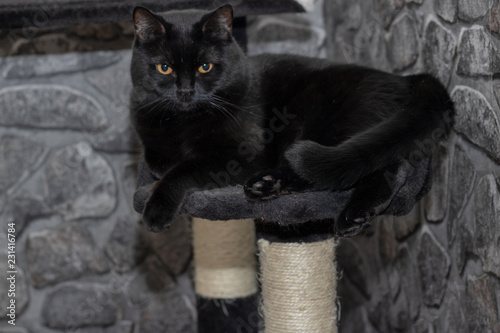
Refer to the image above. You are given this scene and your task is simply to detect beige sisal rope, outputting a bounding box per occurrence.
[258,238,338,333]
[192,217,257,299]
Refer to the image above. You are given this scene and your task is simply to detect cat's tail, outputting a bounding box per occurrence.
[285,74,455,190]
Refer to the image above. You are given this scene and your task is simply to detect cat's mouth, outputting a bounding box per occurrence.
[176,101,194,111]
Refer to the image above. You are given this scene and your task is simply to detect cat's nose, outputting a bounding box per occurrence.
[177,89,194,101]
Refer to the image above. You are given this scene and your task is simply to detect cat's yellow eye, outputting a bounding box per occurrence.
[157,64,173,75]
[198,63,213,74]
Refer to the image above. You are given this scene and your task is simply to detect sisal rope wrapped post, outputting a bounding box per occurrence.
[258,237,338,333]
[192,217,259,333]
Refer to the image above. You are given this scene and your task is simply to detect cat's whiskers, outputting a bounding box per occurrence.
[137,98,168,115]
[159,100,176,126]
[209,101,242,129]
[212,95,266,120]
[137,95,265,129]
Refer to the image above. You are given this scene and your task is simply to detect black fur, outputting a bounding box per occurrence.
[130,5,454,232]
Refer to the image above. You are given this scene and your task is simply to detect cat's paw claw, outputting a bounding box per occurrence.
[335,221,371,237]
[245,174,282,201]
[262,175,275,182]
[335,210,376,237]
[347,210,376,224]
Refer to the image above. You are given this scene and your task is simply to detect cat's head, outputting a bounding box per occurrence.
[130,5,247,115]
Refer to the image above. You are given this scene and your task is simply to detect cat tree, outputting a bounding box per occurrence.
[134,157,431,332]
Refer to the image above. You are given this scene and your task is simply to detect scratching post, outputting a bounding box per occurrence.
[256,222,338,332]
[135,157,432,330]
[258,237,337,333]
[192,217,259,333]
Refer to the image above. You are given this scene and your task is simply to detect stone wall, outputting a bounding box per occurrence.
[323,0,500,332]
[1,0,500,332]
[0,22,196,333]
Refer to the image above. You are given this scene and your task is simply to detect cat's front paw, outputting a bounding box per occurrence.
[335,203,377,237]
[142,195,180,232]
[244,173,282,201]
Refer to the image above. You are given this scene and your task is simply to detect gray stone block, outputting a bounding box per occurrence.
[42,283,119,329]
[0,135,47,195]
[378,217,397,265]
[247,15,325,57]
[447,145,475,245]
[5,190,51,233]
[393,204,421,240]
[139,294,195,333]
[27,222,109,288]
[73,24,121,41]
[90,123,140,153]
[43,142,117,220]
[456,224,473,274]
[388,267,401,301]
[433,290,467,333]
[457,27,500,76]
[0,255,29,319]
[390,289,411,331]
[0,85,108,131]
[9,33,72,57]
[452,86,500,162]
[3,51,121,78]
[447,145,476,244]
[337,239,370,297]
[354,17,391,71]
[495,82,500,109]
[323,0,361,63]
[84,57,140,153]
[466,275,500,333]
[473,174,500,278]
[344,1,363,31]
[458,0,492,22]
[122,162,139,213]
[105,217,143,274]
[377,0,404,29]
[396,245,421,321]
[434,0,458,23]
[368,295,392,332]
[417,231,450,307]
[489,3,500,36]
[424,143,450,223]
[85,64,131,104]
[387,14,419,71]
[422,19,456,85]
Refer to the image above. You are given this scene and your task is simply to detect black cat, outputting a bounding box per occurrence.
[130,5,454,232]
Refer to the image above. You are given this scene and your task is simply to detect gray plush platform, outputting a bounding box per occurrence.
[134,158,431,229]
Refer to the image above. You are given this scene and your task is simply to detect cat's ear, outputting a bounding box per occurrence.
[202,4,233,39]
[133,7,166,41]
